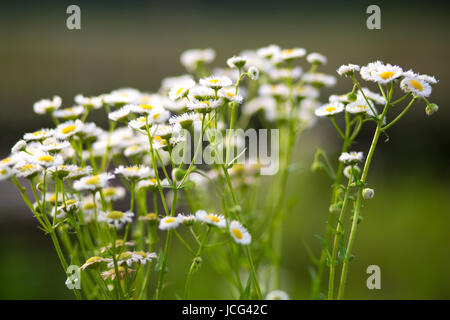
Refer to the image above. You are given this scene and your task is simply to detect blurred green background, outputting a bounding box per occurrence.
[0,0,449,299]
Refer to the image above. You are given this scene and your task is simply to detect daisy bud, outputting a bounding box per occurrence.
[363,188,375,200]
[425,103,439,116]
[11,140,27,153]
[248,66,260,80]
[172,168,186,181]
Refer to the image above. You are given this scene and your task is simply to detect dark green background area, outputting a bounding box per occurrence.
[0,1,449,299]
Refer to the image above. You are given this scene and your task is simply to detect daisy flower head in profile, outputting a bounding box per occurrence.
[33,96,62,115]
[345,99,377,116]
[80,256,108,270]
[158,215,182,230]
[180,48,216,72]
[188,86,216,101]
[195,210,226,228]
[227,55,248,69]
[0,165,12,181]
[23,128,54,142]
[400,71,434,97]
[13,162,43,179]
[302,73,336,88]
[55,120,84,140]
[344,165,361,179]
[101,186,126,202]
[265,290,290,300]
[11,140,27,153]
[177,213,196,226]
[74,94,103,109]
[53,106,85,120]
[361,61,403,84]
[337,64,360,77]
[339,151,364,164]
[229,220,252,245]
[131,251,157,265]
[168,79,196,101]
[187,99,222,114]
[73,173,115,191]
[274,47,306,63]
[256,44,281,59]
[199,76,233,90]
[169,112,198,129]
[67,165,93,180]
[98,210,134,229]
[357,88,385,105]
[41,139,71,154]
[314,101,345,117]
[103,88,141,106]
[218,87,244,104]
[307,52,327,65]
[108,105,132,122]
[114,165,153,181]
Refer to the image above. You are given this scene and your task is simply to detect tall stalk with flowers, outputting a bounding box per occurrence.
[311,61,438,299]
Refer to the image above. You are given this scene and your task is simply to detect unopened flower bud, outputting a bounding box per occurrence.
[363,188,375,199]
[425,103,438,116]
[172,168,186,181]
[346,92,357,101]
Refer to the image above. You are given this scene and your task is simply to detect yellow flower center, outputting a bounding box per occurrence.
[149,178,157,184]
[209,79,219,84]
[85,175,100,185]
[21,164,35,172]
[1,158,11,164]
[33,131,45,136]
[85,256,103,264]
[140,104,154,110]
[410,79,423,91]
[65,199,77,206]
[103,188,117,197]
[227,92,234,98]
[176,87,184,95]
[134,251,147,258]
[61,125,77,135]
[282,49,295,54]
[200,101,210,106]
[83,203,95,210]
[165,217,176,224]
[232,228,243,240]
[118,252,133,260]
[106,211,125,220]
[38,155,54,162]
[325,107,336,113]
[126,166,139,172]
[153,113,161,119]
[49,195,57,202]
[206,214,220,223]
[379,71,394,80]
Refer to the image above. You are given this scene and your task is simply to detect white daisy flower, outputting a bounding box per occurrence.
[295,85,319,99]
[160,75,195,92]
[339,151,364,164]
[357,88,385,105]
[302,73,336,87]
[41,140,71,153]
[158,215,182,230]
[80,256,108,270]
[168,79,196,101]
[195,210,226,228]
[101,186,126,202]
[101,266,134,281]
[346,99,377,116]
[103,88,141,106]
[400,75,432,97]
[99,210,134,229]
[180,48,216,72]
[148,107,171,124]
[55,120,84,140]
[73,173,115,191]
[33,96,62,114]
[307,52,327,65]
[361,61,403,84]
[114,165,153,180]
[33,152,64,168]
[266,290,290,300]
[128,117,148,131]
[188,86,216,100]
[218,88,244,104]
[229,220,251,245]
[23,128,54,142]
[258,84,290,98]
[199,76,233,90]
[248,66,259,80]
[53,106,85,120]
[256,44,280,59]
[0,165,12,181]
[108,105,132,122]
[74,94,103,109]
[57,199,80,213]
[187,99,222,113]
[13,162,43,179]
[128,103,161,114]
[47,164,77,179]
[124,144,146,157]
[314,102,345,117]
[131,251,157,265]
[1,155,21,168]
[227,55,247,69]
[344,165,361,179]
[275,48,306,62]
[177,213,196,226]
[268,67,302,81]
[67,166,93,180]
[137,178,171,190]
[337,64,360,77]
[169,112,198,129]
[11,140,27,153]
